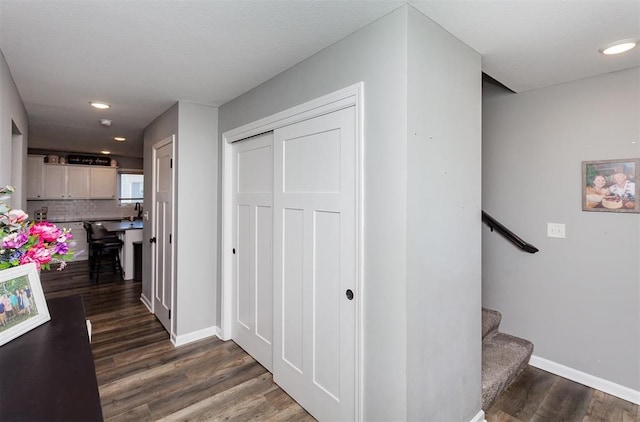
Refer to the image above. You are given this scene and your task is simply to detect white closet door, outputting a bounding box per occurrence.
[273,107,356,421]
[232,133,274,371]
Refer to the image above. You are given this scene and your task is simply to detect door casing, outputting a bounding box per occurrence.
[220,82,364,420]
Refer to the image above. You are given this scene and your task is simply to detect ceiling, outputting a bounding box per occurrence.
[1,1,638,159]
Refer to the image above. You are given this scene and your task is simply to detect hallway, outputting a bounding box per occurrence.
[40,262,314,421]
[39,262,638,421]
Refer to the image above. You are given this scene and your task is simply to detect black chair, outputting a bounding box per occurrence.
[83,222,123,282]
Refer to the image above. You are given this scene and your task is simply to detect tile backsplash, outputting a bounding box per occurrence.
[27,199,142,223]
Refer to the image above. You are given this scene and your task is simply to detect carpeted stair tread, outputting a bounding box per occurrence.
[482,331,534,410]
[482,308,502,339]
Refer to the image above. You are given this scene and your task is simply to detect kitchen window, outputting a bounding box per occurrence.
[119,171,143,204]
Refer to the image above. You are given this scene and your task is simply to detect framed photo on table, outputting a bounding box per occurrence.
[0,263,50,346]
[582,158,639,213]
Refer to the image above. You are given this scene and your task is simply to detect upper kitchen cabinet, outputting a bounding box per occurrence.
[90,167,117,199]
[43,164,68,199]
[68,167,91,198]
[27,155,45,199]
[27,155,117,200]
[43,165,91,199]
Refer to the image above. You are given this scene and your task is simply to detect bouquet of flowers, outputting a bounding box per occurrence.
[0,186,74,271]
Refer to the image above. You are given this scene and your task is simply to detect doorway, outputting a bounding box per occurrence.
[11,120,23,208]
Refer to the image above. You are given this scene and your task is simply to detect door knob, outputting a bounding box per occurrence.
[149,237,157,243]
[346,289,354,300]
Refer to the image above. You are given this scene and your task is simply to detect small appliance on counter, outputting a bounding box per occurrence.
[46,155,59,164]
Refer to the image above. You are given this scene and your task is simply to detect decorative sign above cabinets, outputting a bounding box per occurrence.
[66,155,111,166]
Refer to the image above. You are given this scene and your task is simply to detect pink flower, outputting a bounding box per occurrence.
[0,187,74,271]
[30,222,62,243]
[19,254,40,270]
[7,209,28,224]
[20,245,53,267]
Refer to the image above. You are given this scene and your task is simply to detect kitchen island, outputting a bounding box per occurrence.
[102,220,144,232]
[103,220,143,280]
[48,218,132,263]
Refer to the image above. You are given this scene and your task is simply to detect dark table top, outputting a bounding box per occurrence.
[0,294,103,421]
[101,220,143,232]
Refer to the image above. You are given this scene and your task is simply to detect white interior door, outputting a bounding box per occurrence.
[273,107,357,421]
[232,132,274,371]
[152,137,174,332]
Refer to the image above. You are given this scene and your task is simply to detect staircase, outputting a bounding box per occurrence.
[482,308,534,410]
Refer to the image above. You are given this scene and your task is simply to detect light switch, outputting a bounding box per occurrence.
[547,223,566,238]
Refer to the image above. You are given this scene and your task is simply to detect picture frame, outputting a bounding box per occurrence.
[0,263,50,346]
[582,158,639,213]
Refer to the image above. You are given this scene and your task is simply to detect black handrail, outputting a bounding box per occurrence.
[482,211,539,254]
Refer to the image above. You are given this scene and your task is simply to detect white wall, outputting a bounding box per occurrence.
[175,102,218,336]
[405,7,482,421]
[143,101,218,339]
[483,67,640,392]
[0,49,28,209]
[219,6,482,420]
[220,8,408,419]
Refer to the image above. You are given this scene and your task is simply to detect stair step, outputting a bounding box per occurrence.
[482,331,534,410]
[482,307,502,339]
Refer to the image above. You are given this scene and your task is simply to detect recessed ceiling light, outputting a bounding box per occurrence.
[114,137,126,142]
[600,39,638,55]
[90,102,111,109]
[101,150,111,155]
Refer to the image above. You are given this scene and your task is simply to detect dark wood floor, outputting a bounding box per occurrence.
[41,261,315,421]
[486,365,639,422]
[41,262,638,422]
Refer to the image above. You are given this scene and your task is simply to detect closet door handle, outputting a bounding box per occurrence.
[149,237,157,244]
[346,289,354,300]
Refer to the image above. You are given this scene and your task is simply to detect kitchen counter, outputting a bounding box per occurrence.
[47,217,123,224]
[102,220,144,232]
[100,220,143,280]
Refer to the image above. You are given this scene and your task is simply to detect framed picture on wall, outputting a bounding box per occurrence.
[0,263,50,346]
[582,158,639,213]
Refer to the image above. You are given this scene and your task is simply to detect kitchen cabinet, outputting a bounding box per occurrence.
[68,167,91,198]
[43,164,68,199]
[27,155,45,199]
[121,229,143,280]
[90,167,117,199]
[43,165,91,199]
[27,156,117,200]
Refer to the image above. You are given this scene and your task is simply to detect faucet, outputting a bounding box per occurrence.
[134,202,143,219]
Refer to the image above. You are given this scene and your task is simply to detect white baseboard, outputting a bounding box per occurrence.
[470,409,485,422]
[171,325,221,347]
[140,294,152,312]
[529,355,640,405]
